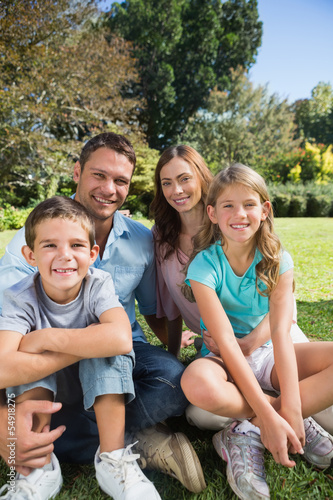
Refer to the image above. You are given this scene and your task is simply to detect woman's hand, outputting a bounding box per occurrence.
[181,330,197,348]
[202,330,220,355]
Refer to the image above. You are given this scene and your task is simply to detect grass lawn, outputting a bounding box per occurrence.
[0,218,332,499]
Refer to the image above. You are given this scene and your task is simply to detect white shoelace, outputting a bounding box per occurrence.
[100,442,145,491]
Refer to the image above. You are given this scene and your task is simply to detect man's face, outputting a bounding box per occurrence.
[73,147,134,222]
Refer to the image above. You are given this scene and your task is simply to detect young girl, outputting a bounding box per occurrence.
[181,164,333,500]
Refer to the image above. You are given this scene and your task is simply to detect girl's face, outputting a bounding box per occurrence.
[160,157,202,214]
[207,183,270,246]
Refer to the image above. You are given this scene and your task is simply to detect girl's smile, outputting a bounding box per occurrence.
[207,183,270,246]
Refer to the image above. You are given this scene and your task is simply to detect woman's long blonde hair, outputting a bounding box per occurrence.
[182,163,283,301]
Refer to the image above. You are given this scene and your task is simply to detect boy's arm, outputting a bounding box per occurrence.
[0,330,81,390]
[19,307,132,358]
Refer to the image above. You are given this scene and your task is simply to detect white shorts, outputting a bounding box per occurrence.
[246,323,308,392]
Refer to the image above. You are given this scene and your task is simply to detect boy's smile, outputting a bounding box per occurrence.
[22,218,99,304]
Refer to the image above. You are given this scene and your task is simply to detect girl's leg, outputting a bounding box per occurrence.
[181,356,274,419]
[270,341,333,418]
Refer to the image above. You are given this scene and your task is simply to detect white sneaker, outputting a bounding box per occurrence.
[95,443,161,500]
[303,417,333,469]
[0,453,63,499]
[213,420,270,500]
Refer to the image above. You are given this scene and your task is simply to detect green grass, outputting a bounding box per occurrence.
[0,218,332,499]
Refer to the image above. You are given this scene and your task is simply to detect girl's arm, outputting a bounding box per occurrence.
[269,269,304,445]
[190,279,302,467]
[0,330,81,389]
[19,307,132,358]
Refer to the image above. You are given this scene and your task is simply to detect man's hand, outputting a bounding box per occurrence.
[0,400,65,475]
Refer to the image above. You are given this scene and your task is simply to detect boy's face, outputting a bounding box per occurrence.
[22,218,99,304]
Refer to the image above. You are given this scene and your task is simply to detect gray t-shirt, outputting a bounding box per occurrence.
[0,268,123,403]
[0,267,121,334]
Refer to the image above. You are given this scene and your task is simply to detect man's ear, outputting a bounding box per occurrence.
[261,200,271,221]
[21,245,37,267]
[73,161,81,183]
[207,205,218,224]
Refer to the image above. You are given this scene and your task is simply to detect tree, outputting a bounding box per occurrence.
[180,68,299,176]
[294,82,333,146]
[0,0,144,205]
[109,0,262,149]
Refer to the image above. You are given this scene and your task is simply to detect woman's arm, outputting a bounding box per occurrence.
[19,307,132,358]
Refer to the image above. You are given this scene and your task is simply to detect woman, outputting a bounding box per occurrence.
[150,145,333,434]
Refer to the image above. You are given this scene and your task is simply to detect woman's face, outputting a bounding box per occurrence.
[160,157,202,213]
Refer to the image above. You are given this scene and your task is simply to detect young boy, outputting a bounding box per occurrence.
[0,196,161,500]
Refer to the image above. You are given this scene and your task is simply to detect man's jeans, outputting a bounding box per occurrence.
[52,342,188,463]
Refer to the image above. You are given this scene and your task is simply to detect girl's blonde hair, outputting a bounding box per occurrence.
[182,163,283,301]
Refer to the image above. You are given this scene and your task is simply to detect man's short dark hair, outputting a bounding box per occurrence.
[79,132,136,171]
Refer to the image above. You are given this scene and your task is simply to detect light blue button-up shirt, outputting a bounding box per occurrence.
[0,210,156,342]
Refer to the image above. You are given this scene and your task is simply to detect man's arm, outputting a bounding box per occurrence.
[0,227,34,314]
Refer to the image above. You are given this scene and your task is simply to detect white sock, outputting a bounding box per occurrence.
[234,419,261,436]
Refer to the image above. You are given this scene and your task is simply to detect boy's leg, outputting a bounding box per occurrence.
[94,393,125,453]
[80,356,161,500]
[15,387,53,437]
[0,385,63,500]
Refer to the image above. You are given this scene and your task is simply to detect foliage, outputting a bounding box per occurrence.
[268,182,333,217]
[0,0,144,206]
[261,142,333,184]
[180,67,299,174]
[122,142,160,216]
[294,81,333,146]
[0,205,32,232]
[109,0,263,149]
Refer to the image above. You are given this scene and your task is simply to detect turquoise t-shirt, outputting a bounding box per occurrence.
[185,242,293,355]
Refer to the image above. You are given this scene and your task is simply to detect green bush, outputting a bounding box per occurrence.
[270,192,291,217]
[306,194,332,217]
[0,205,33,231]
[288,195,307,217]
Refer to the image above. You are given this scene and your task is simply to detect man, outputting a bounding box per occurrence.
[0,132,206,494]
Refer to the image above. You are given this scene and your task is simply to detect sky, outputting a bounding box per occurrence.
[249,0,333,103]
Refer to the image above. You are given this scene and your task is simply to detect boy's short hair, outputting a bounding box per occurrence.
[79,132,136,171]
[25,196,95,250]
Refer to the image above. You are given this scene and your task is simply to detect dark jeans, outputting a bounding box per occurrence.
[52,342,188,463]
